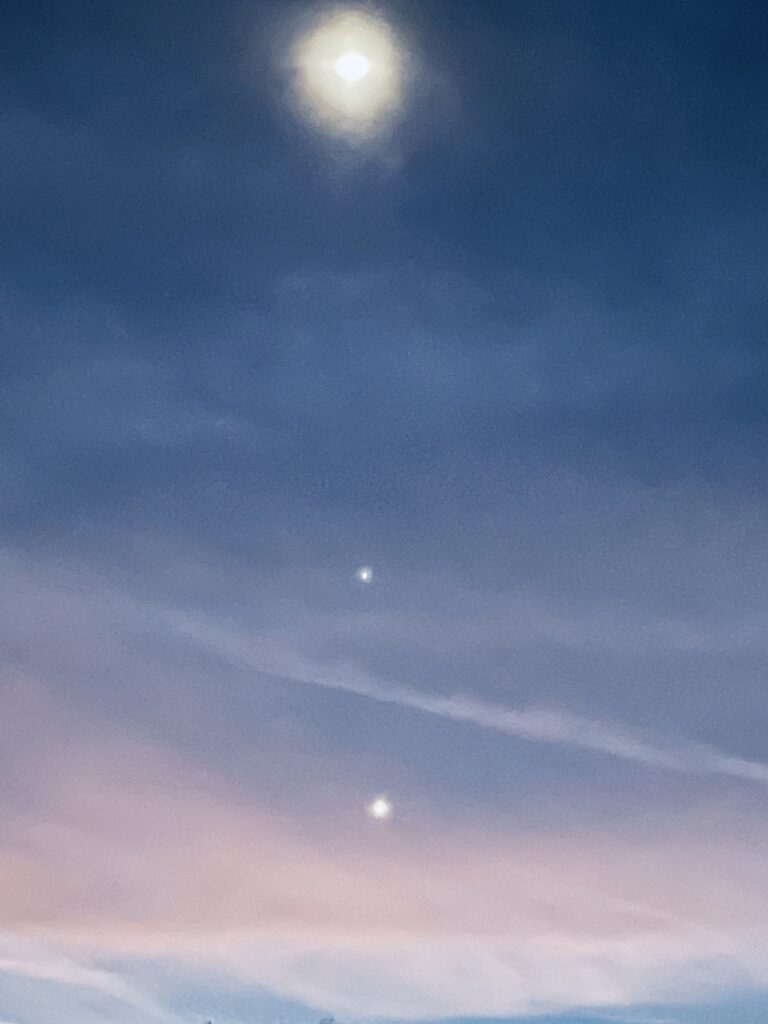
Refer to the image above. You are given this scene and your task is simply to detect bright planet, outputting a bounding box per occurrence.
[367,796,393,820]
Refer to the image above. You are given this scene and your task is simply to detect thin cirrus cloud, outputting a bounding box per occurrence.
[164,609,768,787]
[5,543,768,789]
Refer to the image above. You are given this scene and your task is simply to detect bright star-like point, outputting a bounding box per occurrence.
[367,795,393,820]
[356,565,374,584]
[292,8,404,139]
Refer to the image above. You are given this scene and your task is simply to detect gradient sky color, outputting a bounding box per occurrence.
[2,1,768,1023]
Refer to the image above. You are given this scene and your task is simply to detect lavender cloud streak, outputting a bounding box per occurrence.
[164,611,768,787]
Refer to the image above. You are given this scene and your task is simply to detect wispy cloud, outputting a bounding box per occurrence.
[164,610,768,787]
[0,941,177,1024]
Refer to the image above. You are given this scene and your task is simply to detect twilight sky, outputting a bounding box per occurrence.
[2,1,768,1023]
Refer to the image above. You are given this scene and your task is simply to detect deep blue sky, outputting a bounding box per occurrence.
[2,2,768,1023]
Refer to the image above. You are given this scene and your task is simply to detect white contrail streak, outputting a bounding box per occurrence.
[165,611,768,787]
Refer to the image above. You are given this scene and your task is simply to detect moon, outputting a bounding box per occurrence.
[367,795,393,820]
[334,50,371,83]
[292,8,404,138]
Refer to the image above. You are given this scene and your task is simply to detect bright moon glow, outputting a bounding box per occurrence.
[356,565,374,583]
[292,8,403,138]
[335,50,371,83]
[368,796,392,820]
